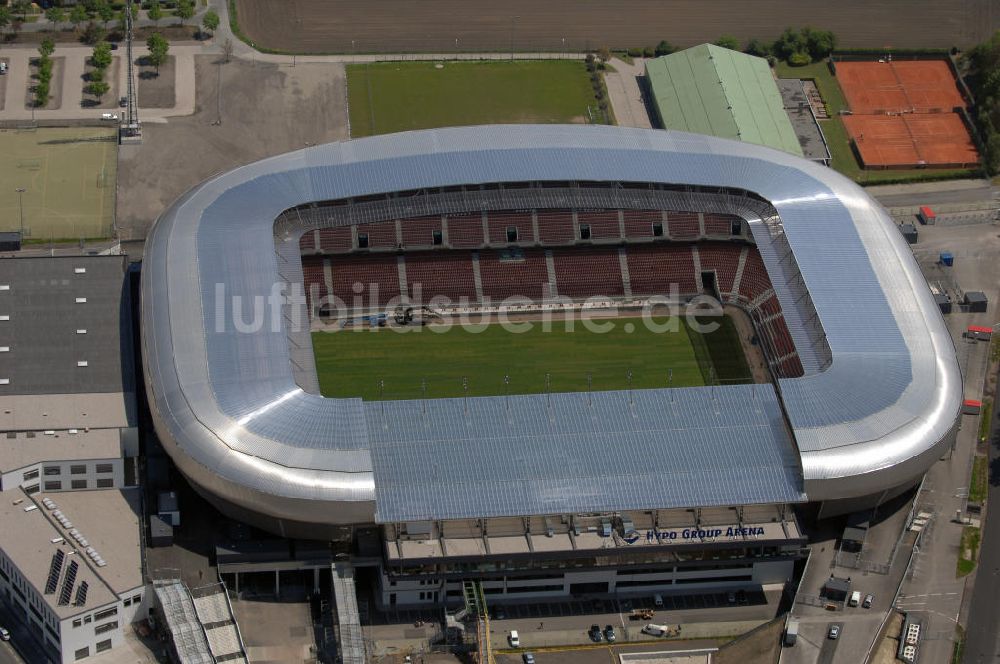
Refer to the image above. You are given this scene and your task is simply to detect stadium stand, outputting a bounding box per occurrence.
[704,213,739,237]
[318,227,353,253]
[445,213,485,248]
[488,211,533,245]
[478,248,550,301]
[403,252,478,304]
[625,244,698,295]
[302,256,328,312]
[738,247,772,302]
[536,210,575,244]
[551,247,625,298]
[400,215,443,248]
[330,254,401,309]
[697,243,742,296]
[622,210,662,239]
[667,212,701,239]
[577,211,622,241]
[355,221,397,249]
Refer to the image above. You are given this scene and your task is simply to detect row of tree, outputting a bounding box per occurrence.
[34,38,56,108]
[85,40,113,101]
[966,30,1000,174]
[613,27,837,66]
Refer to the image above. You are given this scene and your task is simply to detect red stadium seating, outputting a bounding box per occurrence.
[552,247,624,298]
[400,215,442,248]
[355,221,398,249]
[625,244,698,296]
[487,212,533,245]
[301,255,328,311]
[403,252,478,305]
[318,227,353,253]
[478,249,550,301]
[622,210,661,239]
[446,214,486,248]
[738,249,771,301]
[667,212,701,240]
[329,254,401,310]
[703,213,738,237]
[697,244,742,296]
[576,211,621,241]
[536,210,575,244]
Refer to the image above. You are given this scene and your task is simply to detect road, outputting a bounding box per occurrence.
[962,363,1000,664]
[871,181,1000,209]
[817,623,841,664]
[0,642,21,664]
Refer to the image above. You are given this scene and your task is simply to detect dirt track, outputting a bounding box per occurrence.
[235,0,999,54]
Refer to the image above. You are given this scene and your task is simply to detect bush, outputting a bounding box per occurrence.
[715,35,740,51]
[788,51,812,66]
[654,40,676,56]
[82,21,106,45]
[626,47,644,58]
[744,38,770,57]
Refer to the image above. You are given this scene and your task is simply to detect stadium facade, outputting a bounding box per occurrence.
[141,125,961,604]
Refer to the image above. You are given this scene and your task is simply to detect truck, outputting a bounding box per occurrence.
[784,618,799,646]
[848,591,861,607]
[642,623,680,637]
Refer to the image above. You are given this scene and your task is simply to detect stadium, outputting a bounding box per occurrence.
[141,124,961,606]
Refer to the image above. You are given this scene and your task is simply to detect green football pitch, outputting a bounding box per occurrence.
[0,127,118,241]
[312,315,752,400]
[346,60,605,138]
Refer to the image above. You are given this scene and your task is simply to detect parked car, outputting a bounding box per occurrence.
[493,606,506,620]
[736,589,748,606]
[0,62,7,75]
[727,591,736,604]
[862,594,874,609]
[828,625,840,640]
[522,654,535,664]
[100,113,119,122]
[0,626,9,641]
[119,96,128,108]
[604,625,616,642]
[508,630,520,647]
[588,624,603,642]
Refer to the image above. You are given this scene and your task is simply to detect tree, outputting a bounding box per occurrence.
[45,6,66,26]
[714,35,740,51]
[654,40,676,57]
[597,46,611,65]
[202,9,219,36]
[69,4,89,31]
[12,0,30,21]
[744,38,770,57]
[0,8,10,36]
[802,27,836,60]
[39,38,56,58]
[96,0,115,27]
[176,0,195,21]
[146,32,169,73]
[85,79,110,100]
[34,80,50,107]
[91,41,112,69]
[82,21,106,45]
[772,27,806,61]
[147,0,163,26]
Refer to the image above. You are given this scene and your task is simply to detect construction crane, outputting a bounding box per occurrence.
[119,1,142,143]
[464,580,495,664]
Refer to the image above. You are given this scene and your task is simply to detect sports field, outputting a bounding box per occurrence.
[0,127,117,241]
[312,315,752,400]
[347,61,601,137]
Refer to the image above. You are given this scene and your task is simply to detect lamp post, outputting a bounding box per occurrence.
[15,188,26,237]
[509,16,519,61]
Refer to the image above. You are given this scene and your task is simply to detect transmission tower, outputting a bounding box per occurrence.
[120,0,142,144]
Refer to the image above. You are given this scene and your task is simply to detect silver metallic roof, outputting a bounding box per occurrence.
[141,125,961,530]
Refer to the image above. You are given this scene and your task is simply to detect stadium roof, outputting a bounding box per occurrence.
[645,44,804,156]
[141,124,960,533]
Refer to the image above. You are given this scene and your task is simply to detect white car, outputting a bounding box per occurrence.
[0,626,10,641]
[101,113,119,122]
[0,62,7,75]
[508,630,519,647]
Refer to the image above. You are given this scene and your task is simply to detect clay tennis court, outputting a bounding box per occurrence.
[843,113,979,169]
[234,0,997,54]
[836,60,967,114]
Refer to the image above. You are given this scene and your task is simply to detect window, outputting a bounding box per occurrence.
[25,485,39,495]
[95,464,113,474]
[579,224,591,240]
[432,230,443,246]
[94,607,117,621]
[22,469,39,481]
[131,594,141,604]
[73,618,82,628]
[652,222,664,237]
[357,233,369,249]
[94,620,117,635]
[506,226,518,243]
[70,465,87,475]
[730,218,742,236]
[123,598,132,607]
[71,480,88,490]
[96,639,112,653]
[96,479,113,489]
[84,616,92,624]
[74,647,89,660]
[43,466,60,476]
[44,481,62,491]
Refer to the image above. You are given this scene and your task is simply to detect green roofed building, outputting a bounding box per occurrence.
[645,44,803,157]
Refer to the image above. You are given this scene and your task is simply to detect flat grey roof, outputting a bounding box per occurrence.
[778,79,831,162]
[0,428,120,474]
[0,256,131,396]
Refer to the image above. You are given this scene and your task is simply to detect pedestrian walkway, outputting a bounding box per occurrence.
[604,58,652,129]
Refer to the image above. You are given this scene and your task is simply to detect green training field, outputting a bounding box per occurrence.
[0,127,118,242]
[313,315,752,400]
[347,61,603,138]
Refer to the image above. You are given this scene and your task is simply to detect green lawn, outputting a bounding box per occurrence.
[347,61,605,138]
[775,60,978,184]
[313,315,750,400]
[957,525,981,577]
[970,455,988,504]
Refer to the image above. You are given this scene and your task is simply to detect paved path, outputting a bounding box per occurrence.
[604,58,651,129]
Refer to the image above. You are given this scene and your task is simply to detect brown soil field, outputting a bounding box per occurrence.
[235,0,999,54]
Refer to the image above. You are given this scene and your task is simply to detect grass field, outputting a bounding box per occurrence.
[313,315,751,400]
[774,61,978,184]
[0,127,117,242]
[347,61,604,137]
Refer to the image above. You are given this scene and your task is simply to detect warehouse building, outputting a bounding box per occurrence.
[645,44,804,157]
